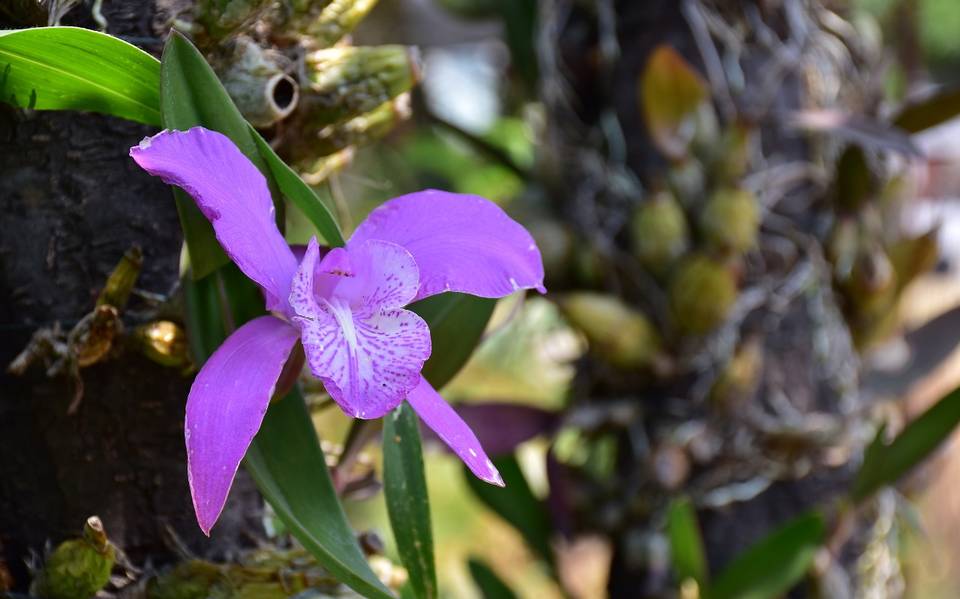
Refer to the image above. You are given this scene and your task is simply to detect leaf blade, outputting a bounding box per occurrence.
[666,497,708,587]
[409,293,497,389]
[383,402,437,599]
[708,511,824,599]
[0,26,161,125]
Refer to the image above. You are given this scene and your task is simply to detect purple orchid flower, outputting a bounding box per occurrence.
[129,127,545,535]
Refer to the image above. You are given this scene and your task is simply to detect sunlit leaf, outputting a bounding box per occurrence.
[410,293,496,389]
[851,386,960,503]
[892,86,960,133]
[708,511,824,599]
[639,45,707,161]
[0,26,161,124]
[383,402,437,599]
[666,497,707,587]
[464,455,553,566]
[468,557,518,599]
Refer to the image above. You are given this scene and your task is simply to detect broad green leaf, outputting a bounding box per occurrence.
[892,87,960,133]
[639,44,708,161]
[708,511,824,599]
[468,557,518,599]
[251,127,345,247]
[0,27,161,125]
[667,497,707,587]
[160,31,268,279]
[851,386,960,503]
[410,293,497,389]
[246,388,395,599]
[383,402,436,599]
[464,455,553,566]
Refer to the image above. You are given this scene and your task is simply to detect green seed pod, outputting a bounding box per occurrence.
[669,255,737,335]
[559,292,664,370]
[30,516,115,599]
[135,321,192,369]
[194,0,273,41]
[217,37,300,128]
[630,191,689,275]
[97,245,142,309]
[699,187,759,255]
[301,45,420,127]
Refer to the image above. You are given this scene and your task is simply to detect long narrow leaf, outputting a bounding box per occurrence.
[246,389,395,599]
[468,557,518,599]
[251,127,345,247]
[464,455,553,566]
[383,402,437,599]
[0,26,161,124]
[410,293,496,389]
[851,386,960,502]
[667,497,707,587]
[708,511,824,599]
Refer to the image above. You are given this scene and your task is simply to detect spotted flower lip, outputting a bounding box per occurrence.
[129,126,545,535]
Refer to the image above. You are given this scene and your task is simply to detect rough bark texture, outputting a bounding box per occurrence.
[0,2,260,591]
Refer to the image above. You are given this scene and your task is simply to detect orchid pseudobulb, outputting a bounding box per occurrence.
[130,127,545,534]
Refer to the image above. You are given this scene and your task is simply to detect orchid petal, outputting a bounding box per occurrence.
[130,128,298,312]
[185,315,300,535]
[406,376,504,486]
[290,239,431,419]
[349,189,546,301]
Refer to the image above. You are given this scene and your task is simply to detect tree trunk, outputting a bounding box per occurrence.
[0,2,260,591]
[538,1,887,596]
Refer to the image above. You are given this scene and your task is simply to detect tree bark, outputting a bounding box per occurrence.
[0,3,260,591]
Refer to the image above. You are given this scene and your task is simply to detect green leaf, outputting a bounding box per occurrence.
[851,385,960,503]
[639,44,708,161]
[468,557,518,599]
[708,511,824,599]
[383,402,436,599]
[464,455,553,566]
[410,293,497,389]
[159,31,268,279]
[835,145,871,211]
[246,388,395,599]
[251,127,345,247]
[0,26,161,125]
[892,87,960,133]
[667,497,707,587]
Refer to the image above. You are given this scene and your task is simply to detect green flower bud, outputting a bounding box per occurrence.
[559,292,665,370]
[630,191,689,275]
[699,188,759,254]
[669,255,737,335]
[30,516,115,599]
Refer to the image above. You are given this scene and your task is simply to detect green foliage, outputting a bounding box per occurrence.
[464,455,553,566]
[892,86,960,133]
[467,557,518,599]
[383,402,437,599]
[667,497,708,587]
[0,27,161,124]
[410,293,497,389]
[245,390,395,599]
[708,511,824,599]
[852,386,960,503]
[30,518,116,599]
